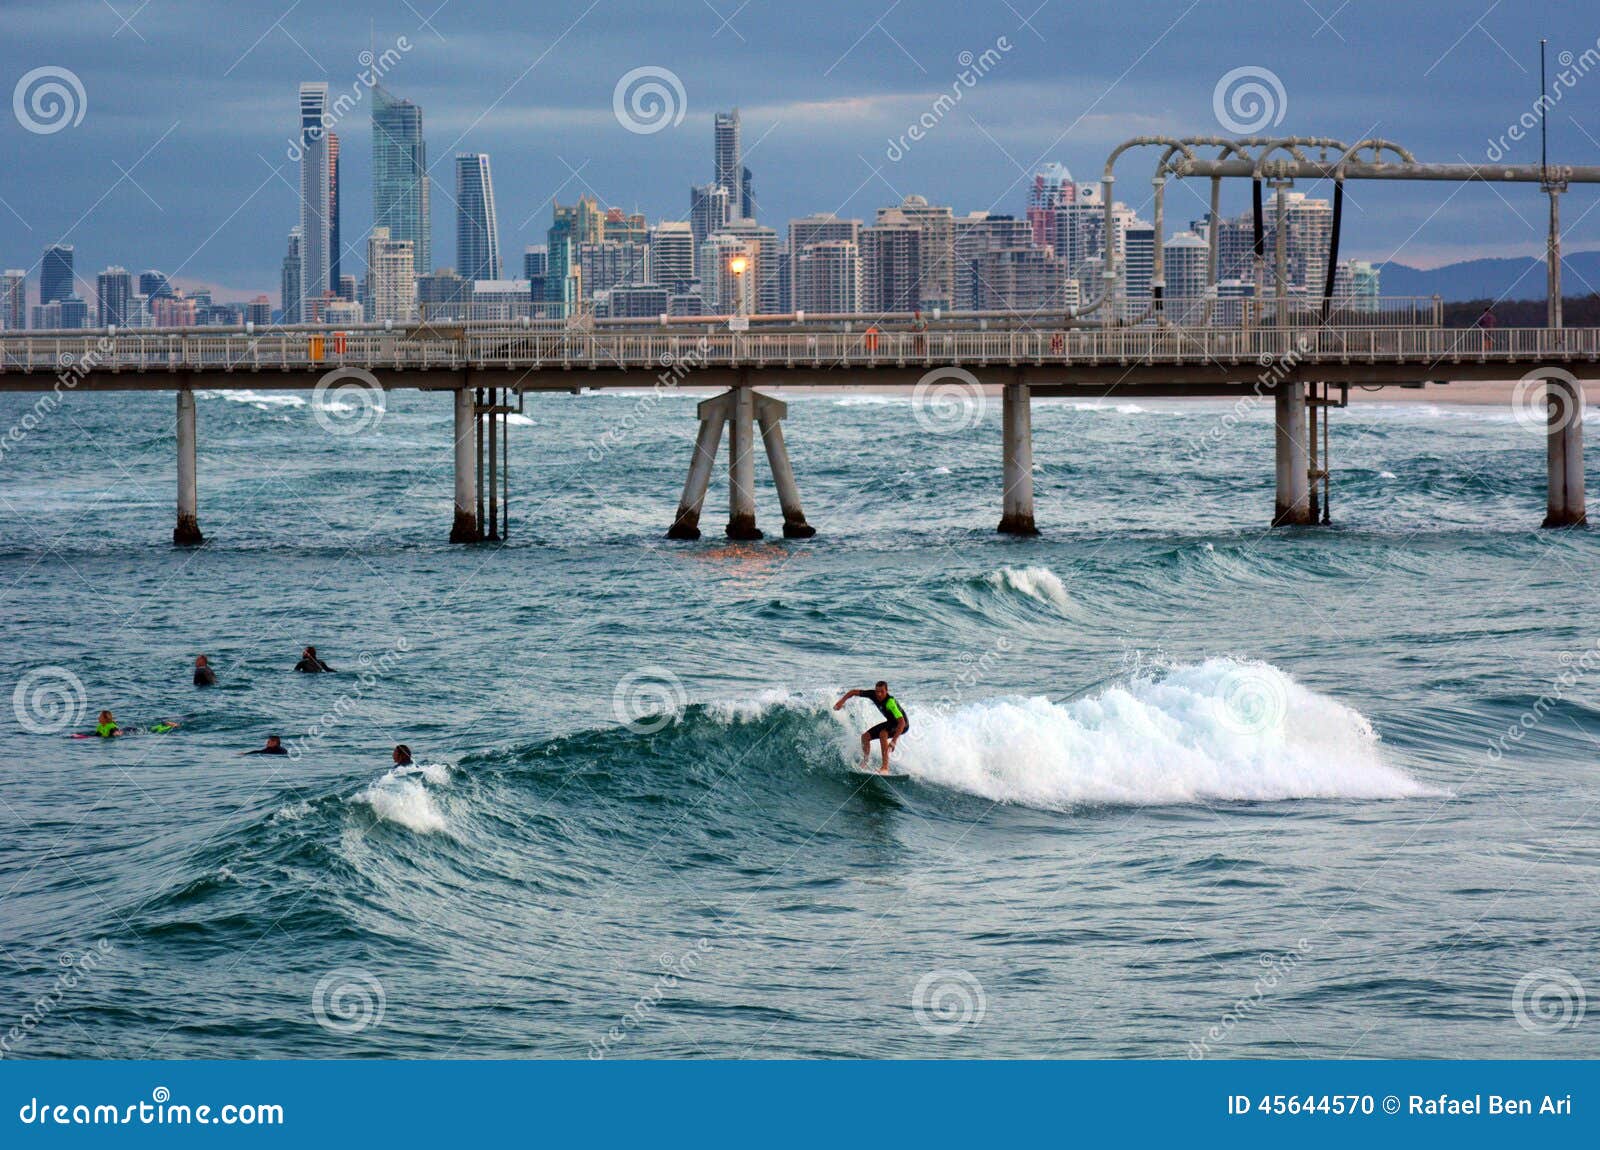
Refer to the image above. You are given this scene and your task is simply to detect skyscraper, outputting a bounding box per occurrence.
[365,227,417,323]
[139,270,173,301]
[741,165,755,221]
[455,153,501,282]
[714,109,742,219]
[41,244,74,305]
[648,223,695,294]
[1,271,26,331]
[689,183,730,248]
[545,195,603,315]
[1162,231,1209,324]
[328,130,342,288]
[788,214,860,308]
[372,85,430,273]
[794,240,860,314]
[281,227,303,324]
[298,83,333,302]
[96,266,134,328]
[860,217,922,313]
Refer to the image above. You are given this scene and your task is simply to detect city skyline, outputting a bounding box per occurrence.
[1,0,1598,305]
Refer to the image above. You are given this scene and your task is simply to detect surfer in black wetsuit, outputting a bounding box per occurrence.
[294,646,334,673]
[834,681,909,774]
[245,735,289,755]
[393,744,413,766]
[193,654,216,686]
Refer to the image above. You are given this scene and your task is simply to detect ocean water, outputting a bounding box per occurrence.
[1,386,1596,1059]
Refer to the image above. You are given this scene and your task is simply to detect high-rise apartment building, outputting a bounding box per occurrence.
[372,85,430,273]
[714,109,742,219]
[455,153,502,282]
[298,83,333,302]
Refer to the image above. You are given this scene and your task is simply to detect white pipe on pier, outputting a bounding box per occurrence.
[668,392,732,540]
[755,393,815,538]
[174,388,202,546]
[450,387,481,543]
[998,382,1038,535]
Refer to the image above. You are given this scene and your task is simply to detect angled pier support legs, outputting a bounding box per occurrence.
[1544,376,1587,527]
[450,387,482,543]
[173,388,203,546]
[998,382,1039,535]
[667,388,815,540]
[755,393,815,538]
[668,391,733,540]
[1273,382,1314,526]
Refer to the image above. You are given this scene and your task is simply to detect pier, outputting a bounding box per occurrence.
[3,134,1598,542]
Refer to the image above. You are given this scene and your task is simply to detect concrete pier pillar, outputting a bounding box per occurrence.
[998,382,1038,535]
[668,392,731,540]
[450,387,481,543]
[173,388,203,546]
[1273,382,1313,526]
[727,385,762,540]
[1544,377,1586,527]
[755,393,815,538]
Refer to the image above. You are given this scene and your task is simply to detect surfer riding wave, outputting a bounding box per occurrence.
[834,682,908,774]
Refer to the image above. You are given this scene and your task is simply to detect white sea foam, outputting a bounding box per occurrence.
[506,413,537,426]
[877,659,1437,809]
[353,764,449,832]
[205,389,307,410]
[985,565,1072,612]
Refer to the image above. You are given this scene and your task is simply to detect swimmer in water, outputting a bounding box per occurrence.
[244,735,289,756]
[194,654,216,687]
[294,646,334,673]
[94,710,122,738]
[392,744,413,766]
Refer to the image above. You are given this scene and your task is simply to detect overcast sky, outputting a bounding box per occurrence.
[1,0,1596,300]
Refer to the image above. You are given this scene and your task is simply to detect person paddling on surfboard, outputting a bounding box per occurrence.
[834,682,908,774]
[94,710,122,738]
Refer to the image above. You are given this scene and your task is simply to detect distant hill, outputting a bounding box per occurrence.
[1375,251,1600,301]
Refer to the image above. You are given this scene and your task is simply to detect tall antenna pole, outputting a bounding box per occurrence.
[1540,38,1549,179]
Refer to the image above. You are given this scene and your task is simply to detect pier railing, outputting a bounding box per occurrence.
[1,324,1596,376]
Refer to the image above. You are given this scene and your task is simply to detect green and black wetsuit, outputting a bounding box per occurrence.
[862,690,908,740]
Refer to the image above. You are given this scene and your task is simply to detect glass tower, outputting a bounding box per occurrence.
[372,85,430,274]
